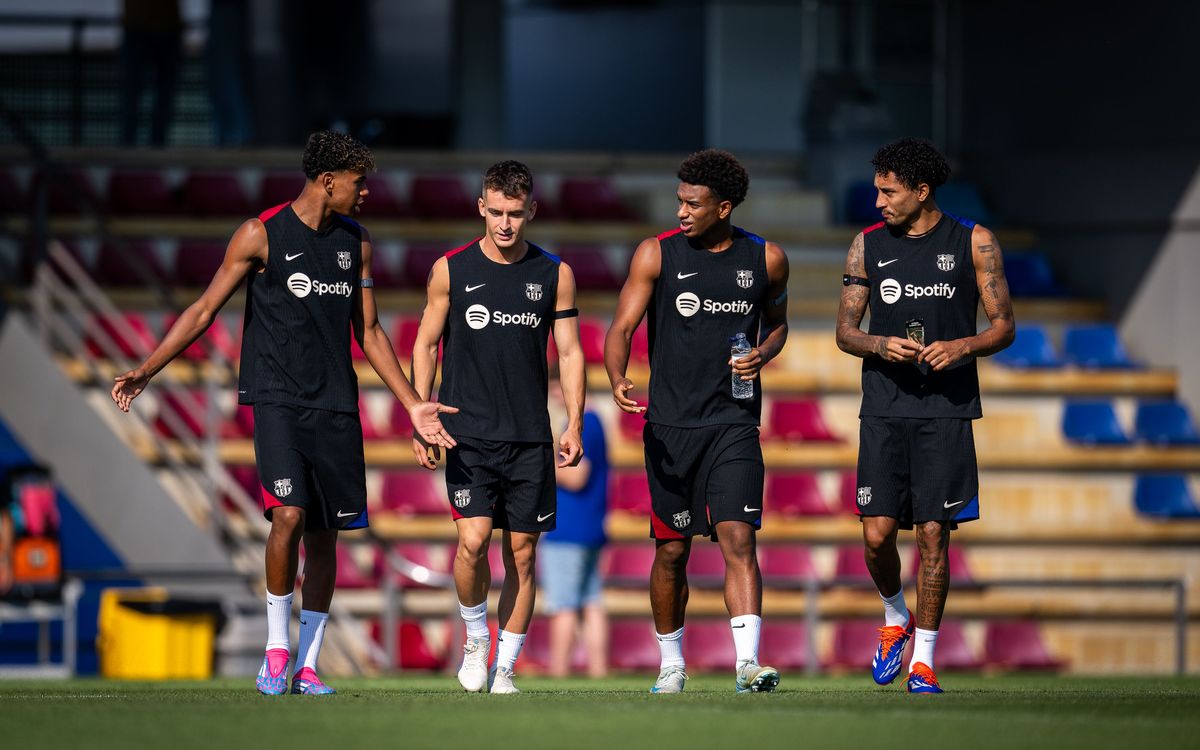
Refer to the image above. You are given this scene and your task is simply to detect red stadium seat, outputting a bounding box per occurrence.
[617,407,648,441]
[608,472,651,515]
[925,619,983,670]
[378,470,446,515]
[367,245,405,290]
[832,545,873,585]
[95,239,170,287]
[106,170,176,215]
[371,619,449,670]
[760,620,812,670]
[758,544,817,581]
[765,472,834,516]
[839,470,861,515]
[330,544,377,589]
[358,174,409,218]
[602,543,656,587]
[410,175,477,219]
[982,620,1064,671]
[766,398,841,442]
[182,171,252,217]
[258,172,305,208]
[33,168,100,216]
[391,316,424,361]
[164,311,241,363]
[174,240,227,287]
[607,620,662,671]
[85,311,158,359]
[827,620,879,671]
[556,245,622,290]
[402,244,448,288]
[686,542,726,581]
[578,317,607,365]
[358,395,386,440]
[389,398,416,438]
[558,177,639,221]
[682,620,736,671]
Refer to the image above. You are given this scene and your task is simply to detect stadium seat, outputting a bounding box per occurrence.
[838,470,861,515]
[164,311,241,363]
[982,620,1063,671]
[686,543,726,582]
[1004,251,1064,298]
[174,240,227,287]
[766,398,840,442]
[1061,400,1130,445]
[367,244,405,289]
[32,168,100,216]
[924,619,983,670]
[84,311,158,359]
[95,239,170,287]
[389,399,414,438]
[682,620,736,671]
[1133,474,1200,519]
[556,245,622,290]
[258,172,305,209]
[410,175,477,219]
[359,174,409,218]
[402,244,447,288]
[1133,401,1200,445]
[578,317,607,365]
[330,544,377,589]
[603,543,656,587]
[358,395,386,440]
[1062,324,1138,369]
[992,323,1062,368]
[378,470,447,515]
[827,619,878,672]
[558,177,639,221]
[758,544,816,582]
[372,619,448,671]
[759,620,811,670]
[181,171,252,217]
[937,181,996,226]
[608,472,651,515]
[607,620,662,671]
[832,545,873,585]
[765,471,834,516]
[106,170,176,215]
[617,407,648,441]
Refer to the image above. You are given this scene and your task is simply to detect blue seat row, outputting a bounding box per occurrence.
[994,323,1139,369]
[1062,400,1200,446]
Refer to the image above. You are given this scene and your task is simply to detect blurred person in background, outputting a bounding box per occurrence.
[540,378,609,678]
[835,137,1014,694]
[118,0,183,146]
[111,131,457,695]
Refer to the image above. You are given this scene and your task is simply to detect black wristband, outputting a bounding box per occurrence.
[554,308,579,320]
[842,274,870,288]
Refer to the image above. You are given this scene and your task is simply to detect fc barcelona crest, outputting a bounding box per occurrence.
[936,254,955,272]
[274,478,293,498]
[672,510,691,529]
[857,486,872,506]
[736,269,754,289]
[454,488,471,508]
[337,251,352,271]
[526,283,543,301]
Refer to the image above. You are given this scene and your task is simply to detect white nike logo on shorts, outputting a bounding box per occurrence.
[743,506,760,513]
[537,512,555,522]
[943,500,965,509]
[337,510,359,518]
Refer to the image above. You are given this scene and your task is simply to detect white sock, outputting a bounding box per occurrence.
[296,609,329,673]
[730,615,761,665]
[265,591,293,651]
[881,590,909,628]
[656,626,685,669]
[459,600,489,640]
[910,628,938,671]
[494,630,526,672]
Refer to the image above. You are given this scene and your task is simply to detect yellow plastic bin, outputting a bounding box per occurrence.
[97,587,219,679]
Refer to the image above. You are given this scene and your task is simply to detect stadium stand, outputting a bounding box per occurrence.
[174,240,227,287]
[982,620,1064,671]
[105,170,176,216]
[409,175,477,220]
[992,323,1062,369]
[1063,324,1138,369]
[1134,400,1200,445]
[558,177,639,221]
[607,620,662,671]
[181,171,252,217]
[765,398,842,442]
[1004,251,1065,298]
[765,472,835,516]
[608,472,652,515]
[377,471,447,516]
[1133,474,1200,519]
[759,620,812,670]
[1061,400,1131,445]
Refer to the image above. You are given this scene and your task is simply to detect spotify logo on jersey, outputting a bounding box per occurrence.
[288,273,313,298]
[879,278,902,304]
[675,292,701,317]
[465,304,490,330]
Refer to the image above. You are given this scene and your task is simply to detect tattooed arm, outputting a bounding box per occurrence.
[917,225,1016,370]
[835,232,922,362]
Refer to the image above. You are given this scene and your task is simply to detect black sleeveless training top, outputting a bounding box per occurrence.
[860,212,981,419]
[647,227,769,428]
[437,239,560,443]
[237,202,361,413]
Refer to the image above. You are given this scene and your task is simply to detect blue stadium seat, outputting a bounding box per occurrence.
[1004,251,1065,297]
[1134,401,1200,445]
[1133,474,1200,519]
[992,323,1061,368]
[844,180,879,225]
[1062,324,1138,369]
[1061,400,1130,445]
[937,181,996,226]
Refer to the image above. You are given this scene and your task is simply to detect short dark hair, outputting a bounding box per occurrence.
[677,149,749,207]
[483,160,533,200]
[302,130,376,180]
[871,137,951,195]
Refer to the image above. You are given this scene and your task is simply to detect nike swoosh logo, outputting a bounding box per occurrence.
[743,506,760,513]
[465,283,486,292]
[537,512,555,522]
[677,272,699,279]
[877,258,899,267]
[285,253,304,261]
[337,510,359,518]
[943,500,965,509]
[731,624,746,629]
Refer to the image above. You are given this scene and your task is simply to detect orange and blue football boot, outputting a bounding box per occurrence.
[871,609,914,685]
[906,662,944,694]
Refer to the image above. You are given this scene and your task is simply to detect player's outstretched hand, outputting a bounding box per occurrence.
[557,427,583,468]
[879,336,922,363]
[730,347,765,381]
[409,401,459,449]
[918,339,970,371]
[612,378,645,414]
[411,436,440,470]
[111,369,151,412]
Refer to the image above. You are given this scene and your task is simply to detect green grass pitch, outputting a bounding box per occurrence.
[2,674,1198,750]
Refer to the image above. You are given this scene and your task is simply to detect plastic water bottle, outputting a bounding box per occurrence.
[730,332,754,400]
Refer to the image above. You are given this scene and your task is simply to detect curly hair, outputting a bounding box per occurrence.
[677,149,749,207]
[301,130,376,180]
[871,137,951,195]
[483,160,534,200]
